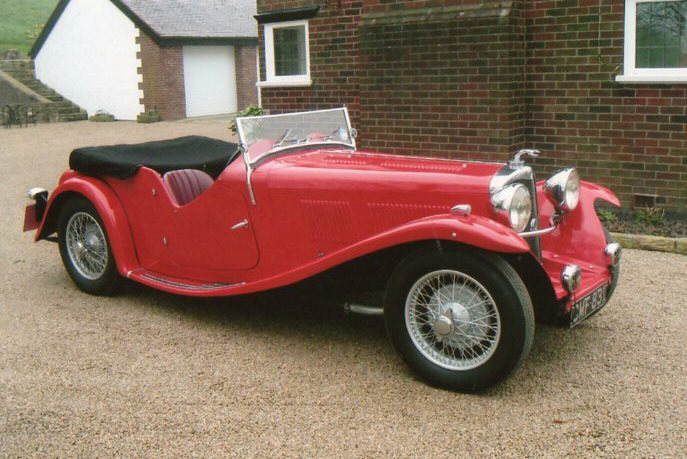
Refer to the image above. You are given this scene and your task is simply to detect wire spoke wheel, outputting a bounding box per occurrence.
[58,198,121,295]
[385,249,534,391]
[65,212,108,280]
[405,269,501,371]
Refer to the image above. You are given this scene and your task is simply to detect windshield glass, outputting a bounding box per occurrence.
[236,107,355,164]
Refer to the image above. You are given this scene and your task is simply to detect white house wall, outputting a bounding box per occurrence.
[34,0,143,120]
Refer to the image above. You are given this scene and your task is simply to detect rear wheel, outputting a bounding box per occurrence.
[58,197,121,295]
[384,248,534,392]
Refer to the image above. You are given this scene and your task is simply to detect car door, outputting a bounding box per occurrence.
[166,183,259,273]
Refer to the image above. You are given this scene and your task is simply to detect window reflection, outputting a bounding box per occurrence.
[636,1,687,68]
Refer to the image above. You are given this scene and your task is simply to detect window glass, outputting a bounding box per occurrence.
[636,0,687,68]
[273,25,306,76]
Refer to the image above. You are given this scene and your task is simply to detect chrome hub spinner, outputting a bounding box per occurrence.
[432,309,454,338]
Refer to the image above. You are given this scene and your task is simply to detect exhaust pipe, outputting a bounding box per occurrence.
[343,303,384,316]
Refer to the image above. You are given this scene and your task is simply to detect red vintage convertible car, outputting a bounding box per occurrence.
[24,108,621,391]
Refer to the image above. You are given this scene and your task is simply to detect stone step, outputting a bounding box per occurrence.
[1,59,87,123]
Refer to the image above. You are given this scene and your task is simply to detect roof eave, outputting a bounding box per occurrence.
[29,0,71,58]
[158,36,258,46]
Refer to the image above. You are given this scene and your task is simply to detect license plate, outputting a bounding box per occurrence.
[570,283,608,328]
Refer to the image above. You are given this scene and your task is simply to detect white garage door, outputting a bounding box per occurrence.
[183,46,237,117]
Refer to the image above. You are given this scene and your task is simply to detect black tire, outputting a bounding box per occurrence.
[384,248,534,392]
[57,197,121,295]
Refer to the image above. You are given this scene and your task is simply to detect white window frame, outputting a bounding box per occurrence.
[617,0,687,83]
[257,19,312,88]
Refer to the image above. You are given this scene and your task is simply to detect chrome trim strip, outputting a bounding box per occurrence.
[518,224,557,238]
[231,219,249,231]
[342,106,356,150]
[239,143,257,206]
[251,142,353,167]
[450,204,471,216]
[140,273,245,291]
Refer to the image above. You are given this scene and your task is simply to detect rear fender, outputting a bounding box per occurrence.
[36,175,138,275]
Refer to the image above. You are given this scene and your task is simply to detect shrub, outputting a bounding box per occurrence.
[597,208,618,224]
[229,105,264,136]
[137,111,161,123]
[89,110,115,122]
[633,207,665,226]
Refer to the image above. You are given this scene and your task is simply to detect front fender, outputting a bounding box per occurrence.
[538,181,619,268]
[537,181,620,303]
[228,212,531,296]
[36,174,138,275]
[354,213,531,255]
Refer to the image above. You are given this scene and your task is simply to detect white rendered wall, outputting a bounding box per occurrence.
[183,46,237,117]
[34,0,143,120]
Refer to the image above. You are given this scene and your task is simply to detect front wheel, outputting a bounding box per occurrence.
[58,197,121,295]
[384,248,534,392]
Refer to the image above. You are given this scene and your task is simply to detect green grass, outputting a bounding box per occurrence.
[0,0,59,55]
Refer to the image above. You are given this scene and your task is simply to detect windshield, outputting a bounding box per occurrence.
[236,107,355,164]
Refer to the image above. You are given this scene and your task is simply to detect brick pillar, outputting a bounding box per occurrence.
[138,31,186,120]
[235,45,258,110]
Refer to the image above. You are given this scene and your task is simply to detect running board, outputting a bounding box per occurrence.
[129,270,245,295]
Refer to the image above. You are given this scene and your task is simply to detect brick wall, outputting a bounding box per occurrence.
[235,45,258,110]
[524,0,687,211]
[257,0,687,211]
[138,31,186,120]
[358,3,526,160]
[257,0,362,122]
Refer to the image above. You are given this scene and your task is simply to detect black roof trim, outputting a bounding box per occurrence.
[29,0,70,58]
[254,5,320,24]
[30,0,163,57]
[159,36,258,46]
[109,0,163,42]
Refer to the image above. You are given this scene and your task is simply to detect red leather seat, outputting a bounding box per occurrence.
[163,169,214,206]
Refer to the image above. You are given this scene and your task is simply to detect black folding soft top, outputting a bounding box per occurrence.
[69,136,239,179]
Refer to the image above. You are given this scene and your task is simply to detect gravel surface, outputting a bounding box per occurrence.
[1,120,686,457]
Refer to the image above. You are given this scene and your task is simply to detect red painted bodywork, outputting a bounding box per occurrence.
[537,181,620,312]
[29,146,618,310]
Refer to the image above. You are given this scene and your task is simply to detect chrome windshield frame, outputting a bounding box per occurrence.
[236,107,356,167]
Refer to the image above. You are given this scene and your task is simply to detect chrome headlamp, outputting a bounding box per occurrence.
[545,168,580,213]
[491,184,532,233]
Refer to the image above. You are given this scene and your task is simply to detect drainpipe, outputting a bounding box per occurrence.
[256,47,262,108]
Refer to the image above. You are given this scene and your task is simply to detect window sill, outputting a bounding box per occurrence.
[616,74,687,84]
[256,79,313,88]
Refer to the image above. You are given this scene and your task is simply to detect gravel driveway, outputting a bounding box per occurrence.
[1,120,686,457]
